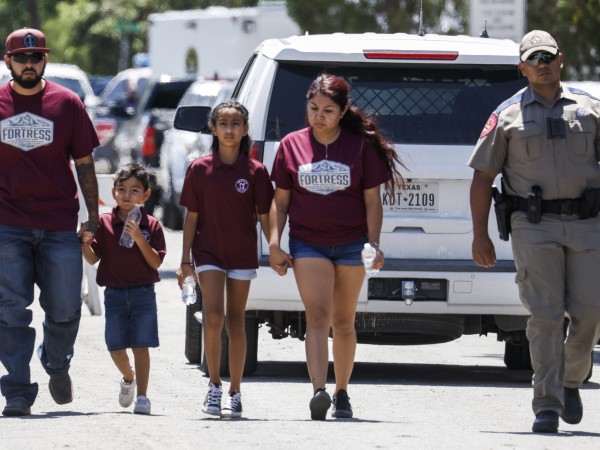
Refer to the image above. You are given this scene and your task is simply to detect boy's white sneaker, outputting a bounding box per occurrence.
[119,375,136,408]
[133,396,151,415]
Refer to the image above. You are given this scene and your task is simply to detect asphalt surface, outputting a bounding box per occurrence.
[1,228,599,449]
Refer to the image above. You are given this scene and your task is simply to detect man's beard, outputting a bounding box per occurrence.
[9,63,45,89]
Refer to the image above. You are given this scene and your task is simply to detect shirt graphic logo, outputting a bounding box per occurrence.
[298,160,351,195]
[235,178,249,193]
[1,112,54,151]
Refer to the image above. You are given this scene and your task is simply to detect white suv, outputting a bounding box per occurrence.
[178,33,531,375]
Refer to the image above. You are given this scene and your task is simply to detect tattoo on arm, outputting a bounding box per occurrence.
[76,162,99,234]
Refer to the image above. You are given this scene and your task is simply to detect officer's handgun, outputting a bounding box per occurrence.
[492,184,512,241]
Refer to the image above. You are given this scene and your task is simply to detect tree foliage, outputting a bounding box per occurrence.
[528,0,600,80]
[287,0,468,35]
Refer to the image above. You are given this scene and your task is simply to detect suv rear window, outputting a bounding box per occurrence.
[266,63,526,145]
[144,80,196,110]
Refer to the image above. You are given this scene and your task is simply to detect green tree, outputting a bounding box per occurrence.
[528,0,600,80]
[42,0,258,75]
[287,0,468,35]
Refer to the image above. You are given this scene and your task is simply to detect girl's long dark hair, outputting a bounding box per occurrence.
[306,73,405,194]
[208,100,251,155]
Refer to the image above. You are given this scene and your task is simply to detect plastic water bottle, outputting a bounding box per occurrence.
[182,275,197,305]
[119,204,142,248]
[361,243,379,276]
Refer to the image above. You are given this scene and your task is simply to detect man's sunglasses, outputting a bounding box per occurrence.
[524,52,557,66]
[11,52,45,64]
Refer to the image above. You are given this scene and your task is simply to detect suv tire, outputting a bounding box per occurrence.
[197,315,260,377]
[184,292,203,364]
[504,341,532,370]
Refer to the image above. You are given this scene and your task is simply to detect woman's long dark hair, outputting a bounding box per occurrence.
[208,100,251,155]
[306,73,405,194]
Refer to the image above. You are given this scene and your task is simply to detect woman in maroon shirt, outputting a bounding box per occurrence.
[269,73,405,420]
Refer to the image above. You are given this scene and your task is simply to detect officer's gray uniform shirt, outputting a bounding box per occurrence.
[468,84,600,198]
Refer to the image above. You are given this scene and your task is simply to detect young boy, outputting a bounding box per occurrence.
[80,163,166,414]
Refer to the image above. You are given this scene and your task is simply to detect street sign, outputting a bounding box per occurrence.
[469,0,526,43]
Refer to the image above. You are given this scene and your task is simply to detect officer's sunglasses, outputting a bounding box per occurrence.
[11,52,45,64]
[524,51,557,67]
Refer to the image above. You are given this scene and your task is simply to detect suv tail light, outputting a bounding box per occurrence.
[93,119,116,145]
[363,50,459,60]
[249,140,264,162]
[141,126,156,157]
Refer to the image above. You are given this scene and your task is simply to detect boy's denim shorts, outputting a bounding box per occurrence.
[104,284,159,351]
[288,236,368,266]
[196,265,257,280]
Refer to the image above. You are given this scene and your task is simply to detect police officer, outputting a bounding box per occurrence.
[468,30,600,433]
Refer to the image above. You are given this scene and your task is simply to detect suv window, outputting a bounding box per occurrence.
[103,77,150,105]
[143,80,196,111]
[266,63,526,144]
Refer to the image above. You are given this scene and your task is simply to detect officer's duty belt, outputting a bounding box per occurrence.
[511,197,582,216]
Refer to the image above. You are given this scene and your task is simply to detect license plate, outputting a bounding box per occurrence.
[381,182,438,213]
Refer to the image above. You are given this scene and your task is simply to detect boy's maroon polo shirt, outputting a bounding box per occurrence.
[180,152,273,270]
[91,207,166,287]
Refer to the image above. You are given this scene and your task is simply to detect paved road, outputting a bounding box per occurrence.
[1,229,599,449]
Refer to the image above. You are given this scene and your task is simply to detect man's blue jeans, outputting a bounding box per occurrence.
[0,225,82,406]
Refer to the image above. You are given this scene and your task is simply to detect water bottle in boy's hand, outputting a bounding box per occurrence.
[361,243,379,276]
[119,205,142,248]
[182,275,197,305]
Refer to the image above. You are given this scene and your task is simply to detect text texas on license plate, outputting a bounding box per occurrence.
[381,182,438,213]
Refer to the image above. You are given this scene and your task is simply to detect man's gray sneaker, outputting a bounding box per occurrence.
[2,398,31,417]
[49,373,73,405]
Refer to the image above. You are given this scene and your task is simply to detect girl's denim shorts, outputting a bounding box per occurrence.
[104,284,159,351]
[288,236,368,266]
[196,265,257,280]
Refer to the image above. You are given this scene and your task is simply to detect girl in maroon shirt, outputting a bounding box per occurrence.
[269,73,405,420]
[178,101,273,419]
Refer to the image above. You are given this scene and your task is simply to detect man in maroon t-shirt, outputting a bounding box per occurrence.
[0,28,99,417]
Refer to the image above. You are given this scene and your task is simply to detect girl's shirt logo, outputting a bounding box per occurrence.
[235,178,249,193]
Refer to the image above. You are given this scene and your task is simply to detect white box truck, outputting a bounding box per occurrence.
[147,2,300,79]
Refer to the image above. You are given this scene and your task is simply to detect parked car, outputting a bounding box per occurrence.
[89,74,113,96]
[92,67,152,174]
[176,32,533,376]
[0,62,101,112]
[113,73,197,213]
[157,79,235,230]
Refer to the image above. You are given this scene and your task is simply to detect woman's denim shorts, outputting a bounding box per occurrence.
[104,284,159,351]
[288,236,368,266]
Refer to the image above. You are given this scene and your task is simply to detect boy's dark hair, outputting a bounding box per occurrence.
[114,163,151,191]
